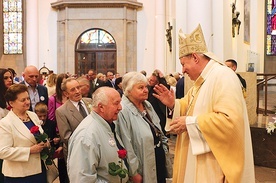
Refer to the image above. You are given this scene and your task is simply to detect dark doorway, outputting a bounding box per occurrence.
[75,29,116,76]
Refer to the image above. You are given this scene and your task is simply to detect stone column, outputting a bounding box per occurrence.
[155,0,166,72]
[26,0,39,66]
[186,0,213,51]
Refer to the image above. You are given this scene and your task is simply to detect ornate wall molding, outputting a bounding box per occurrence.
[51,0,142,9]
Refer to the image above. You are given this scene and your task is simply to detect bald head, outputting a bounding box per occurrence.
[23,65,39,87]
[92,87,122,122]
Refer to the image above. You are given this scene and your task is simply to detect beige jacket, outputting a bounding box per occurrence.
[55,97,93,159]
[0,110,44,177]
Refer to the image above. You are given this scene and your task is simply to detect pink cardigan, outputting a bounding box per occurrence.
[48,94,63,121]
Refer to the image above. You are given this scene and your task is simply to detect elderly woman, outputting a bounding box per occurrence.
[116,72,170,183]
[0,84,47,183]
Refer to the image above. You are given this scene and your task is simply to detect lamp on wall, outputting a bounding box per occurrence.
[166,22,173,52]
[232,0,241,38]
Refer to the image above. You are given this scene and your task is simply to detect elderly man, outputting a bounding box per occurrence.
[67,87,128,182]
[21,65,48,111]
[55,77,92,159]
[77,76,91,98]
[153,25,254,183]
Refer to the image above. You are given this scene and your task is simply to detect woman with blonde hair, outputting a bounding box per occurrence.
[165,75,177,94]
[46,73,57,97]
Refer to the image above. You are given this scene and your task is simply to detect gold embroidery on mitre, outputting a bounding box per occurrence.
[179,24,208,58]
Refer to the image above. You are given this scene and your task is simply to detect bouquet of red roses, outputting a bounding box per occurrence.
[30,125,55,165]
[108,149,129,183]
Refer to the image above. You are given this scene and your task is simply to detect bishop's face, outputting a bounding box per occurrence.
[180,53,201,81]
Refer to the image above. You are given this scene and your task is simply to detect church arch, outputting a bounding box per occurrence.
[75,28,117,76]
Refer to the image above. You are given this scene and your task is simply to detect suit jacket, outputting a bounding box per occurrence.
[237,73,247,89]
[147,77,170,135]
[105,79,115,88]
[55,97,93,159]
[93,79,106,92]
[21,81,49,111]
[176,77,185,99]
[0,110,44,177]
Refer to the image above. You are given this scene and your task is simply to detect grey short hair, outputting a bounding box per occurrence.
[122,72,147,97]
[77,76,90,86]
[61,77,78,91]
[91,87,109,107]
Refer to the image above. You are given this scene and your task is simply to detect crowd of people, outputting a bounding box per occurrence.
[0,23,254,183]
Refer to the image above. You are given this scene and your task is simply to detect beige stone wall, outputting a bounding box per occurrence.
[239,72,257,125]
[0,55,25,75]
[184,72,257,125]
[52,1,142,75]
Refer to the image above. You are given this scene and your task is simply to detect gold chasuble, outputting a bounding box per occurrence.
[171,60,255,183]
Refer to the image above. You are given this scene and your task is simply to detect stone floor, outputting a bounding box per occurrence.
[167,135,276,183]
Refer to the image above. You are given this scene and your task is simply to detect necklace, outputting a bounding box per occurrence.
[15,113,30,122]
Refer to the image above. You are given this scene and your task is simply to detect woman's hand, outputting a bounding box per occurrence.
[44,141,50,148]
[30,142,45,154]
[53,137,60,145]
[54,147,64,159]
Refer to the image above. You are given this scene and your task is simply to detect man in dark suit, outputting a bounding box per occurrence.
[176,76,185,99]
[88,73,106,93]
[105,71,115,88]
[225,59,247,89]
[21,65,48,111]
[87,69,96,96]
[55,78,93,160]
[147,69,170,136]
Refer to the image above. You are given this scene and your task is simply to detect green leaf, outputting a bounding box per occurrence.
[119,170,126,178]
[41,153,48,160]
[108,162,118,171]
[108,169,117,176]
[45,159,53,165]
[122,169,129,174]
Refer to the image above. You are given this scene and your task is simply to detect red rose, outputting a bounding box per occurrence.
[117,149,127,159]
[30,126,39,134]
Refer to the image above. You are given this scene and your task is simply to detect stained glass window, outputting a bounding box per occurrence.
[3,0,23,54]
[76,29,116,50]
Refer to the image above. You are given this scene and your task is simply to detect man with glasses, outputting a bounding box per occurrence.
[56,77,93,160]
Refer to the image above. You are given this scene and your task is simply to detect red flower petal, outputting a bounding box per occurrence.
[117,149,127,159]
[30,126,39,134]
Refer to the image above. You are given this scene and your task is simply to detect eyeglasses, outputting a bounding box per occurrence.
[4,76,13,80]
